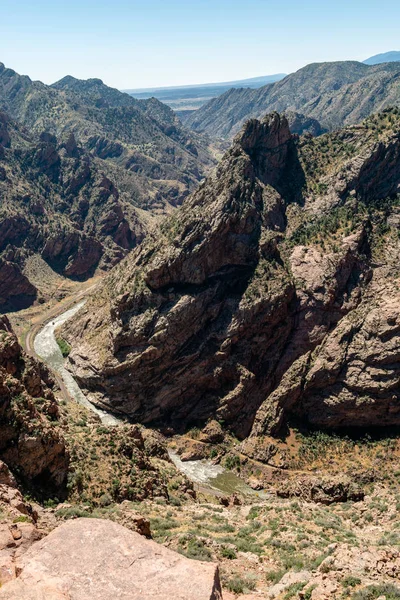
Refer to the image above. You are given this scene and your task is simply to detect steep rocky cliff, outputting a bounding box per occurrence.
[0,316,69,493]
[63,109,400,439]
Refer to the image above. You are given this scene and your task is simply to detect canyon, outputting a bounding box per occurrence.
[62,109,400,441]
[1,55,400,600]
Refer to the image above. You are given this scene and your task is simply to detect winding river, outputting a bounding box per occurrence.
[33,302,264,496]
[33,302,118,425]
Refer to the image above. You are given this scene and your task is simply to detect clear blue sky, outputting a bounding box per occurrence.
[0,0,399,89]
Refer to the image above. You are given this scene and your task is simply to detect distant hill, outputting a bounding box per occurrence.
[124,73,286,113]
[0,62,216,303]
[0,63,214,212]
[364,51,400,65]
[184,61,400,138]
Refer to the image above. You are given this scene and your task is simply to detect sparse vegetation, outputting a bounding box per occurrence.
[56,337,71,358]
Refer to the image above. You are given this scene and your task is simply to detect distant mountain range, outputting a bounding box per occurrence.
[364,51,400,65]
[124,73,286,114]
[126,52,400,116]
[183,60,400,138]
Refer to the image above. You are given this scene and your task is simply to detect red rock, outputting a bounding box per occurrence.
[0,518,223,600]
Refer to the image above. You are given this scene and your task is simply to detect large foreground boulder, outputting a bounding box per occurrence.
[0,518,223,600]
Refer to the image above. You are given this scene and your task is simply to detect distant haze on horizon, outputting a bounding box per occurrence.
[0,0,399,89]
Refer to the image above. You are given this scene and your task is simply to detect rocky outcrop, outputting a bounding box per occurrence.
[199,420,225,444]
[0,464,43,589]
[0,519,43,588]
[64,109,400,440]
[0,518,223,600]
[0,259,37,310]
[0,316,69,494]
[276,474,364,504]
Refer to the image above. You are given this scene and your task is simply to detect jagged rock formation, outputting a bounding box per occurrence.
[0,111,145,304]
[0,316,69,493]
[63,109,400,438]
[184,61,400,139]
[0,518,223,599]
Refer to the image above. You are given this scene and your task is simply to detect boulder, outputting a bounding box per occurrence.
[0,518,223,600]
[199,421,225,444]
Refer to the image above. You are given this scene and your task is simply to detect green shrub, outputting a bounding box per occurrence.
[13,515,30,523]
[150,517,179,533]
[342,576,361,588]
[224,455,241,471]
[99,493,113,507]
[56,337,71,358]
[225,574,257,594]
[266,569,286,584]
[178,536,212,561]
[304,585,317,600]
[284,582,306,600]
[169,495,182,507]
[221,546,237,559]
[352,583,400,600]
[56,506,91,519]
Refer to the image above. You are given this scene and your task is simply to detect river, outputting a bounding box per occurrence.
[33,301,119,425]
[168,451,266,498]
[33,302,265,497]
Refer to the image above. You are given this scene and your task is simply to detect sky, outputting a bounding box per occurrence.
[0,0,399,90]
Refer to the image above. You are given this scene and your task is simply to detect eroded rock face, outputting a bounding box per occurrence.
[252,281,400,435]
[276,474,364,504]
[64,110,400,439]
[64,114,298,437]
[0,518,223,600]
[0,259,37,310]
[0,316,69,493]
[0,111,148,301]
